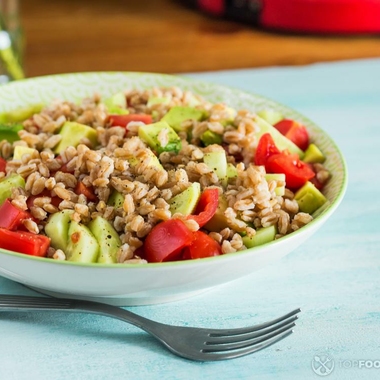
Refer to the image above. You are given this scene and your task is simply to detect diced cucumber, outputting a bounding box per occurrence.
[0,103,44,123]
[226,163,238,179]
[138,121,181,154]
[294,181,327,214]
[256,109,283,126]
[66,221,100,263]
[103,92,129,115]
[0,123,23,143]
[169,182,201,216]
[54,121,98,154]
[88,216,121,264]
[200,130,223,146]
[127,149,163,170]
[203,150,228,186]
[108,190,124,209]
[161,106,204,132]
[265,173,286,196]
[303,143,326,164]
[242,225,277,248]
[0,174,25,206]
[13,146,36,160]
[45,210,74,252]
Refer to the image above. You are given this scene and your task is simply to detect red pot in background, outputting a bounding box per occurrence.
[188,0,380,34]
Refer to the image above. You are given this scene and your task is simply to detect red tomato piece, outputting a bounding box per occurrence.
[109,114,153,128]
[187,188,219,228]
[274,119,309,151]
[74,182,98,202]
[0,199,33,230]
[266,152,315,190]
[182,230,222,260]
[273,119,293,135]
[254,133,281,166]
[0,228,50,257]
[144,219,194,263]
[0,157,7,173]
[26,189,62,209]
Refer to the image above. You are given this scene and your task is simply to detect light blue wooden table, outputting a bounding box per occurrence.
[1,59,379,380]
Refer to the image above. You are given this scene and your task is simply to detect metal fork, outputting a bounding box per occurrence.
[0,295,300,361]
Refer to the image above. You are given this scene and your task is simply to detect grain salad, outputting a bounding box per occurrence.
[0,86,330,264]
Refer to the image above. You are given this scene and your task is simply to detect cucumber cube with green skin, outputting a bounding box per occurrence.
[242,225,277,248]
[0,103,44,123]
[294,181,327,214]
[200,130,223,146]
[161,106,204,132]
[203,150,228,187]
[0,174,25,206]
[44,210,74,252]
[256,109,284,126]
[265,173,286,196]
[127,149,163,170]
[66,221,100,263]
[13,146,36,160]
[303,143,326,164]
[103,92,129,115]
[138,121,181,154]
[53,121,98,154]
[108,190,124,209]
[88,216,121,264]
[0,123,23,143]
[254,116,305,158]
[169,182,201,216]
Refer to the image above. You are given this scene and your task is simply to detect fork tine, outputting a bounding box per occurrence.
[206,315,298,344]
[203,321,296,352]
[207,308,300,337]
[199,329,294,361]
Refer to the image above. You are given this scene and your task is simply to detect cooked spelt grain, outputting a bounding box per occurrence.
[221,240,237,254]
[117,243,134,263]
[277,210,290,235]
[283,198,299,214]
[291,213,313,231]
[10,194,28,210]
[17,163,38,177]
[30,206,47,220]
[23,219,40,234]
[53,249,66,261]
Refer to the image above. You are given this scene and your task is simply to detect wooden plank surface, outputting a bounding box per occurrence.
[20,0,380,77]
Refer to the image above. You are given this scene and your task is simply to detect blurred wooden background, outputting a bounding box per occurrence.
[20,0,380,77]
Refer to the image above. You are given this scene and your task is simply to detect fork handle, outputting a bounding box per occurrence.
[0,294,162,335]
